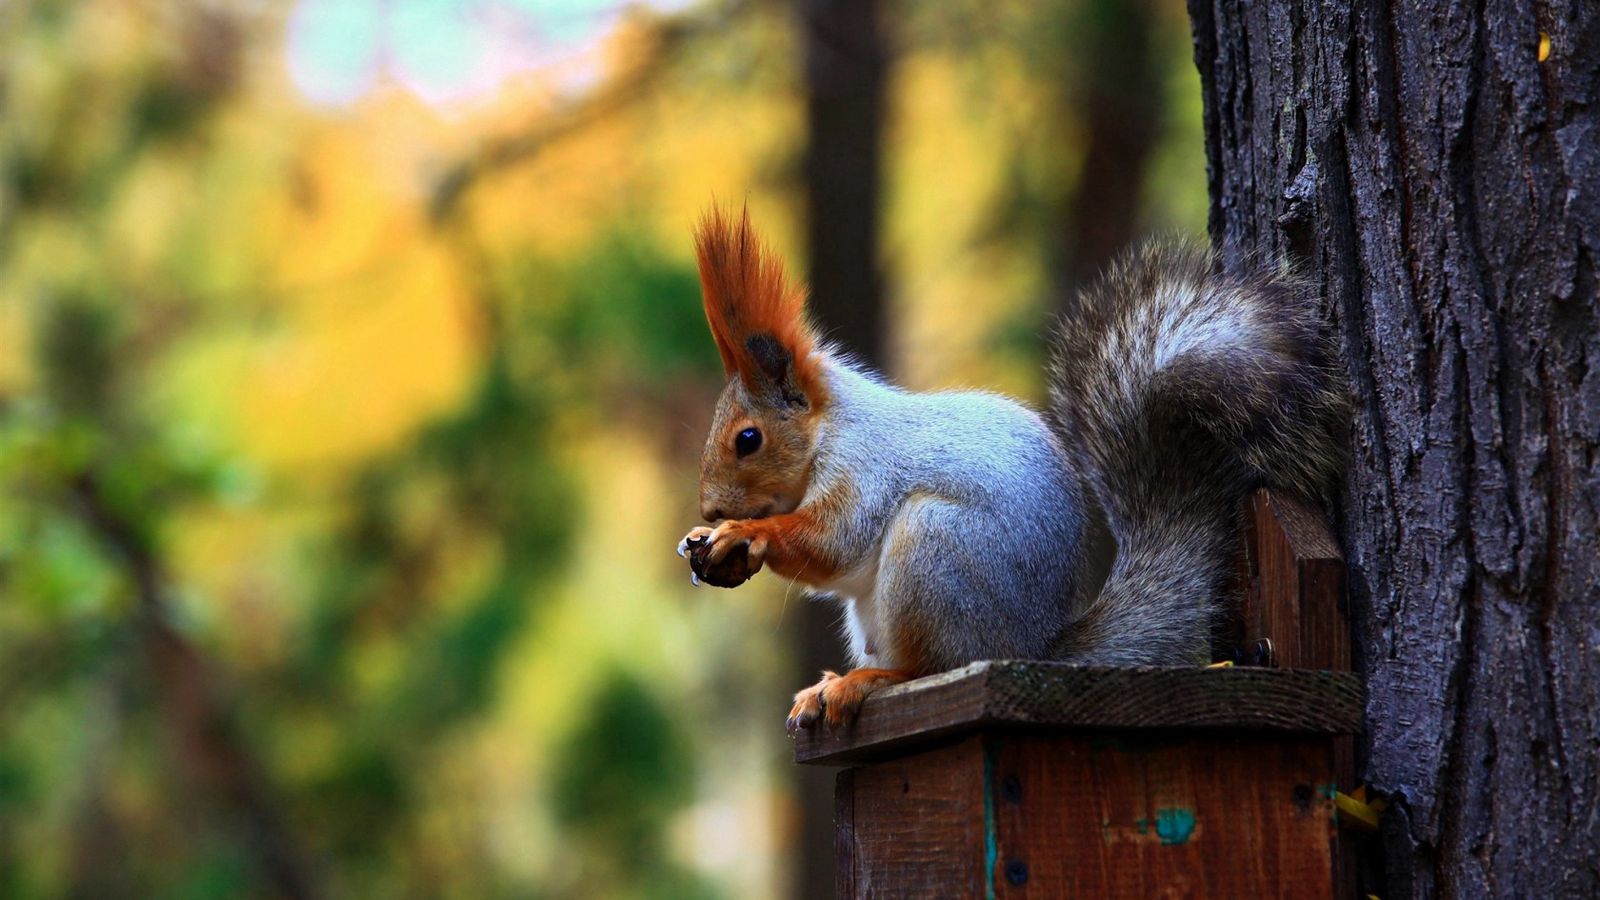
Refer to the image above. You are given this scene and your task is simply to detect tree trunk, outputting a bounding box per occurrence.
[801,0,888,365]
[1188,1,1600,896]
[796,0,888,897]
[1057,0,1161,317]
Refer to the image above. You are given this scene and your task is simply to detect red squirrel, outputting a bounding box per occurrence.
[676,206,1346,733]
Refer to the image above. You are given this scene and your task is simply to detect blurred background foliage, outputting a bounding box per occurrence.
[0,0,1204,896]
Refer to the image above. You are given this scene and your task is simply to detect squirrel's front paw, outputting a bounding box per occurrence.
[677,526,715,584]
[679,521,766,588]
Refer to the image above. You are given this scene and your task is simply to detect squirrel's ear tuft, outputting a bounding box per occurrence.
[694,205,824,406]
[745,332,809,410]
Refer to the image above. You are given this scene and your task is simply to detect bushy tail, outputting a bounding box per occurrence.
[1047,240,1347,665]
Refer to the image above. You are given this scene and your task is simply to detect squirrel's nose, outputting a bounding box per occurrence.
[702,505,725,523]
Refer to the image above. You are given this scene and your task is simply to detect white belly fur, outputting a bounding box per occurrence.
[817,556,881,668]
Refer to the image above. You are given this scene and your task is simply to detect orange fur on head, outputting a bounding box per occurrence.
[694,205,822,394]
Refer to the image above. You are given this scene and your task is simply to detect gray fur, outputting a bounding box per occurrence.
[801,361,1107,671]
[1045,239,1348,664]
[787,238,1344,672]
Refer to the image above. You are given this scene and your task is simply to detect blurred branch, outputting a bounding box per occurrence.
[68,471,323,900]
[66,677,133,899]
[428,0,754,225]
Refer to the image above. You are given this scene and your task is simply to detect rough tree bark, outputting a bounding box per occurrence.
[1188,1,1599,896]
[796,0,888,897]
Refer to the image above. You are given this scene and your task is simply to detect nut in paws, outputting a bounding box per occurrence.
[678,525,760,588]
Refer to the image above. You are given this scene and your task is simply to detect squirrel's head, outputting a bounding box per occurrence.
[693,206,826,523]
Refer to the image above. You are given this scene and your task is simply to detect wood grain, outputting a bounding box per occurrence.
[1237,489,1351,671]
[834,768,856,900]
[990,734,1339,899]
[795,663,1362,765]
[832,732,1346,899]
[843,738,988,898]
[1234,488,1357,894]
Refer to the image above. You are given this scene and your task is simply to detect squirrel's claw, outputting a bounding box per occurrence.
[677,526,714,559]
[786,671,840,735]
[786,696,821,735]
[785,707,817,735]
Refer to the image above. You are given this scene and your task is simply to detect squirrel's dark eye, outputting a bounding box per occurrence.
[735,427,762,458]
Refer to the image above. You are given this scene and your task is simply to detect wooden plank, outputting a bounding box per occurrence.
[846,737,988,898]
[1221,491,1261,662]
[1239,489,1350,671]
[835,768,856,899]
[795,663,1363,765]
[987,733,1340,899]
[1235,488,1358,896]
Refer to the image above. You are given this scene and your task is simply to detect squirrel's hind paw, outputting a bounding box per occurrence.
[785,668,914,733]
[786,671,841,734]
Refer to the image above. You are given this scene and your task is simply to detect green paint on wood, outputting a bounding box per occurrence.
[1135,817,1149,835]
[983,738,998,900]
[1154,808,1197,845]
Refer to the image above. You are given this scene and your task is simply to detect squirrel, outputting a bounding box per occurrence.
[675,206,1346,733]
